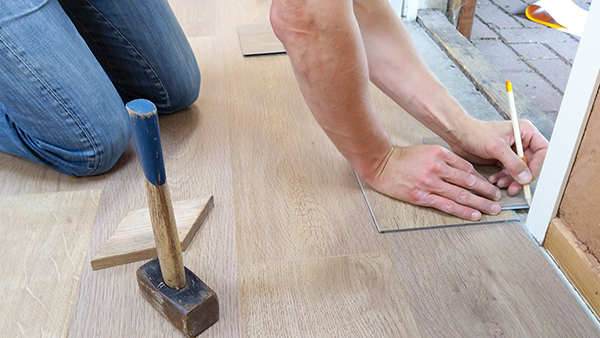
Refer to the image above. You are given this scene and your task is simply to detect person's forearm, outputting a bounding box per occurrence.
[352,0,477,145]
[270,0,392,180]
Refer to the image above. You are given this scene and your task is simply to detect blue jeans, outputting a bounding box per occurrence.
[0,0,200,176]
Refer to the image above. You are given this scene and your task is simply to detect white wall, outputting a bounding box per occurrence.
[419,0,447,10]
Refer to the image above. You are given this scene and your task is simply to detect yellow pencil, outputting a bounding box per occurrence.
[506,80,532,206]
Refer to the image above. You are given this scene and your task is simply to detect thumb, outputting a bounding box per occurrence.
[494,143,532,185]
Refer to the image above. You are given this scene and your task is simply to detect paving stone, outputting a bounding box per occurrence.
[491,0,528,15]
[513,13,543,28]
[510,43,557,60]
[498,27,573,43]
[470,17,499,40]
[476,1,522,28]
[474,39,530,72]
[529,59,572,93]
[545,41,579,64]
[503,70,563,114]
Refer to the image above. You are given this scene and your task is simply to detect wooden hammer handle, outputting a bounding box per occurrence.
[126,99,186,290]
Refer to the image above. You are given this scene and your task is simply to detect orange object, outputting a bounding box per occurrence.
[526,4,566,29]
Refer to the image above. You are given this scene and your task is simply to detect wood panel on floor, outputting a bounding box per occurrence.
[169,0,220,38]
[221,0,386,267]
[0,152,107,196]
[384,221,600,337]
[0,190,101,337]
[68,33,243,337]
[359,85,517,232]
[239,253,423,338]
[237,23,285,56]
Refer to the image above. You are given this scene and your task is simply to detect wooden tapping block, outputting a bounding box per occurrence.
[91,196,214,270]
[127,99,219,336]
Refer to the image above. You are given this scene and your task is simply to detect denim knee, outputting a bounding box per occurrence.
[78,121,130,176]
[158,64,201,114]
[39,114,130,177]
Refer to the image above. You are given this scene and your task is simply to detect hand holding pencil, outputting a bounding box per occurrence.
[505,80,532,205]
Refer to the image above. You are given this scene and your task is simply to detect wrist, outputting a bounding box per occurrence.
[417,88,477,145]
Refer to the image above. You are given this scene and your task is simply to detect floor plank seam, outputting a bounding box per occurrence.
[378,218,518,234]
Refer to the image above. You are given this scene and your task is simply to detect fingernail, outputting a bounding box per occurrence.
[517,171,531,183]
[471,211,482,220]
[491,203,501,214]
[495,189,501,200]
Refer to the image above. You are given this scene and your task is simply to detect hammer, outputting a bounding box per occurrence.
[126,99,219,337]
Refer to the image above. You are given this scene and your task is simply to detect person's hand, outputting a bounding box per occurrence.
[366,145,502,220]
[447,119,549,195]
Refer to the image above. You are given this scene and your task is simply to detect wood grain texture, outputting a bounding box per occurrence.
[237,23,285,56]
[417,9,555,140]
[169,0,219,38]
[0,190,101,337]
[384,221,600,337]
[67,31,243,337]
[239,253,423,338]
[91,196,213,270]
[0,1,597,337]
[358,86,517,232]
[456,0,476,40]
[559,88,600,260]
[544,218,600,317]
[144,181,186,289]
[0,152,107,197]
[222,0,386,267]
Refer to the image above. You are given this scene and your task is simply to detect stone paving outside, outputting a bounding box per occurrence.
[470,0,592,123]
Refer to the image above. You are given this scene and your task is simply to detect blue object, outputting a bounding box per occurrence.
[0,0,199,176]
[127,99,166,186]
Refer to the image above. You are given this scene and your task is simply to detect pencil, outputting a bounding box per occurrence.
[506,80,532,206]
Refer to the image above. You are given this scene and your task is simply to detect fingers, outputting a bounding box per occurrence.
[414,149,502,218]
[437,148,501,201]
[417,190,500,221]
[367,144,504,221]
[488,139,532,185]
[444,166,501,201]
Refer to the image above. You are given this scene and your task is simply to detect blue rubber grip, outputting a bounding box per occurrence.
[126,99,166,186]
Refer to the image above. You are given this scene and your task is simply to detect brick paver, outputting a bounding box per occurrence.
[470,0,590,121]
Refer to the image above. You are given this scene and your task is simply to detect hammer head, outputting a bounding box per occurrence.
[137,259,219,337]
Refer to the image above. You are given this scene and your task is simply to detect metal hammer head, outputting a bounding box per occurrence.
[137,258,219,337]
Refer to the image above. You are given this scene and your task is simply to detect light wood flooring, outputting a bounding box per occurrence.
[0,1,598,337]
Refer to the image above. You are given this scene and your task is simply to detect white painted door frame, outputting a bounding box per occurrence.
[526,0,600,243]
[389,0,419,20]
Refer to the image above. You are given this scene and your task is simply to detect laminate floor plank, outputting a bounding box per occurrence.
[0,190,101,337]
[359,86,517,232]
[239,253,424,338]
[237,23,285,56]
[221,0,385,267]
[68,33,243,337]
[384,221,600,337]
[0,152,107,197]
[169,0,220,38]
[0,1,597,337]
